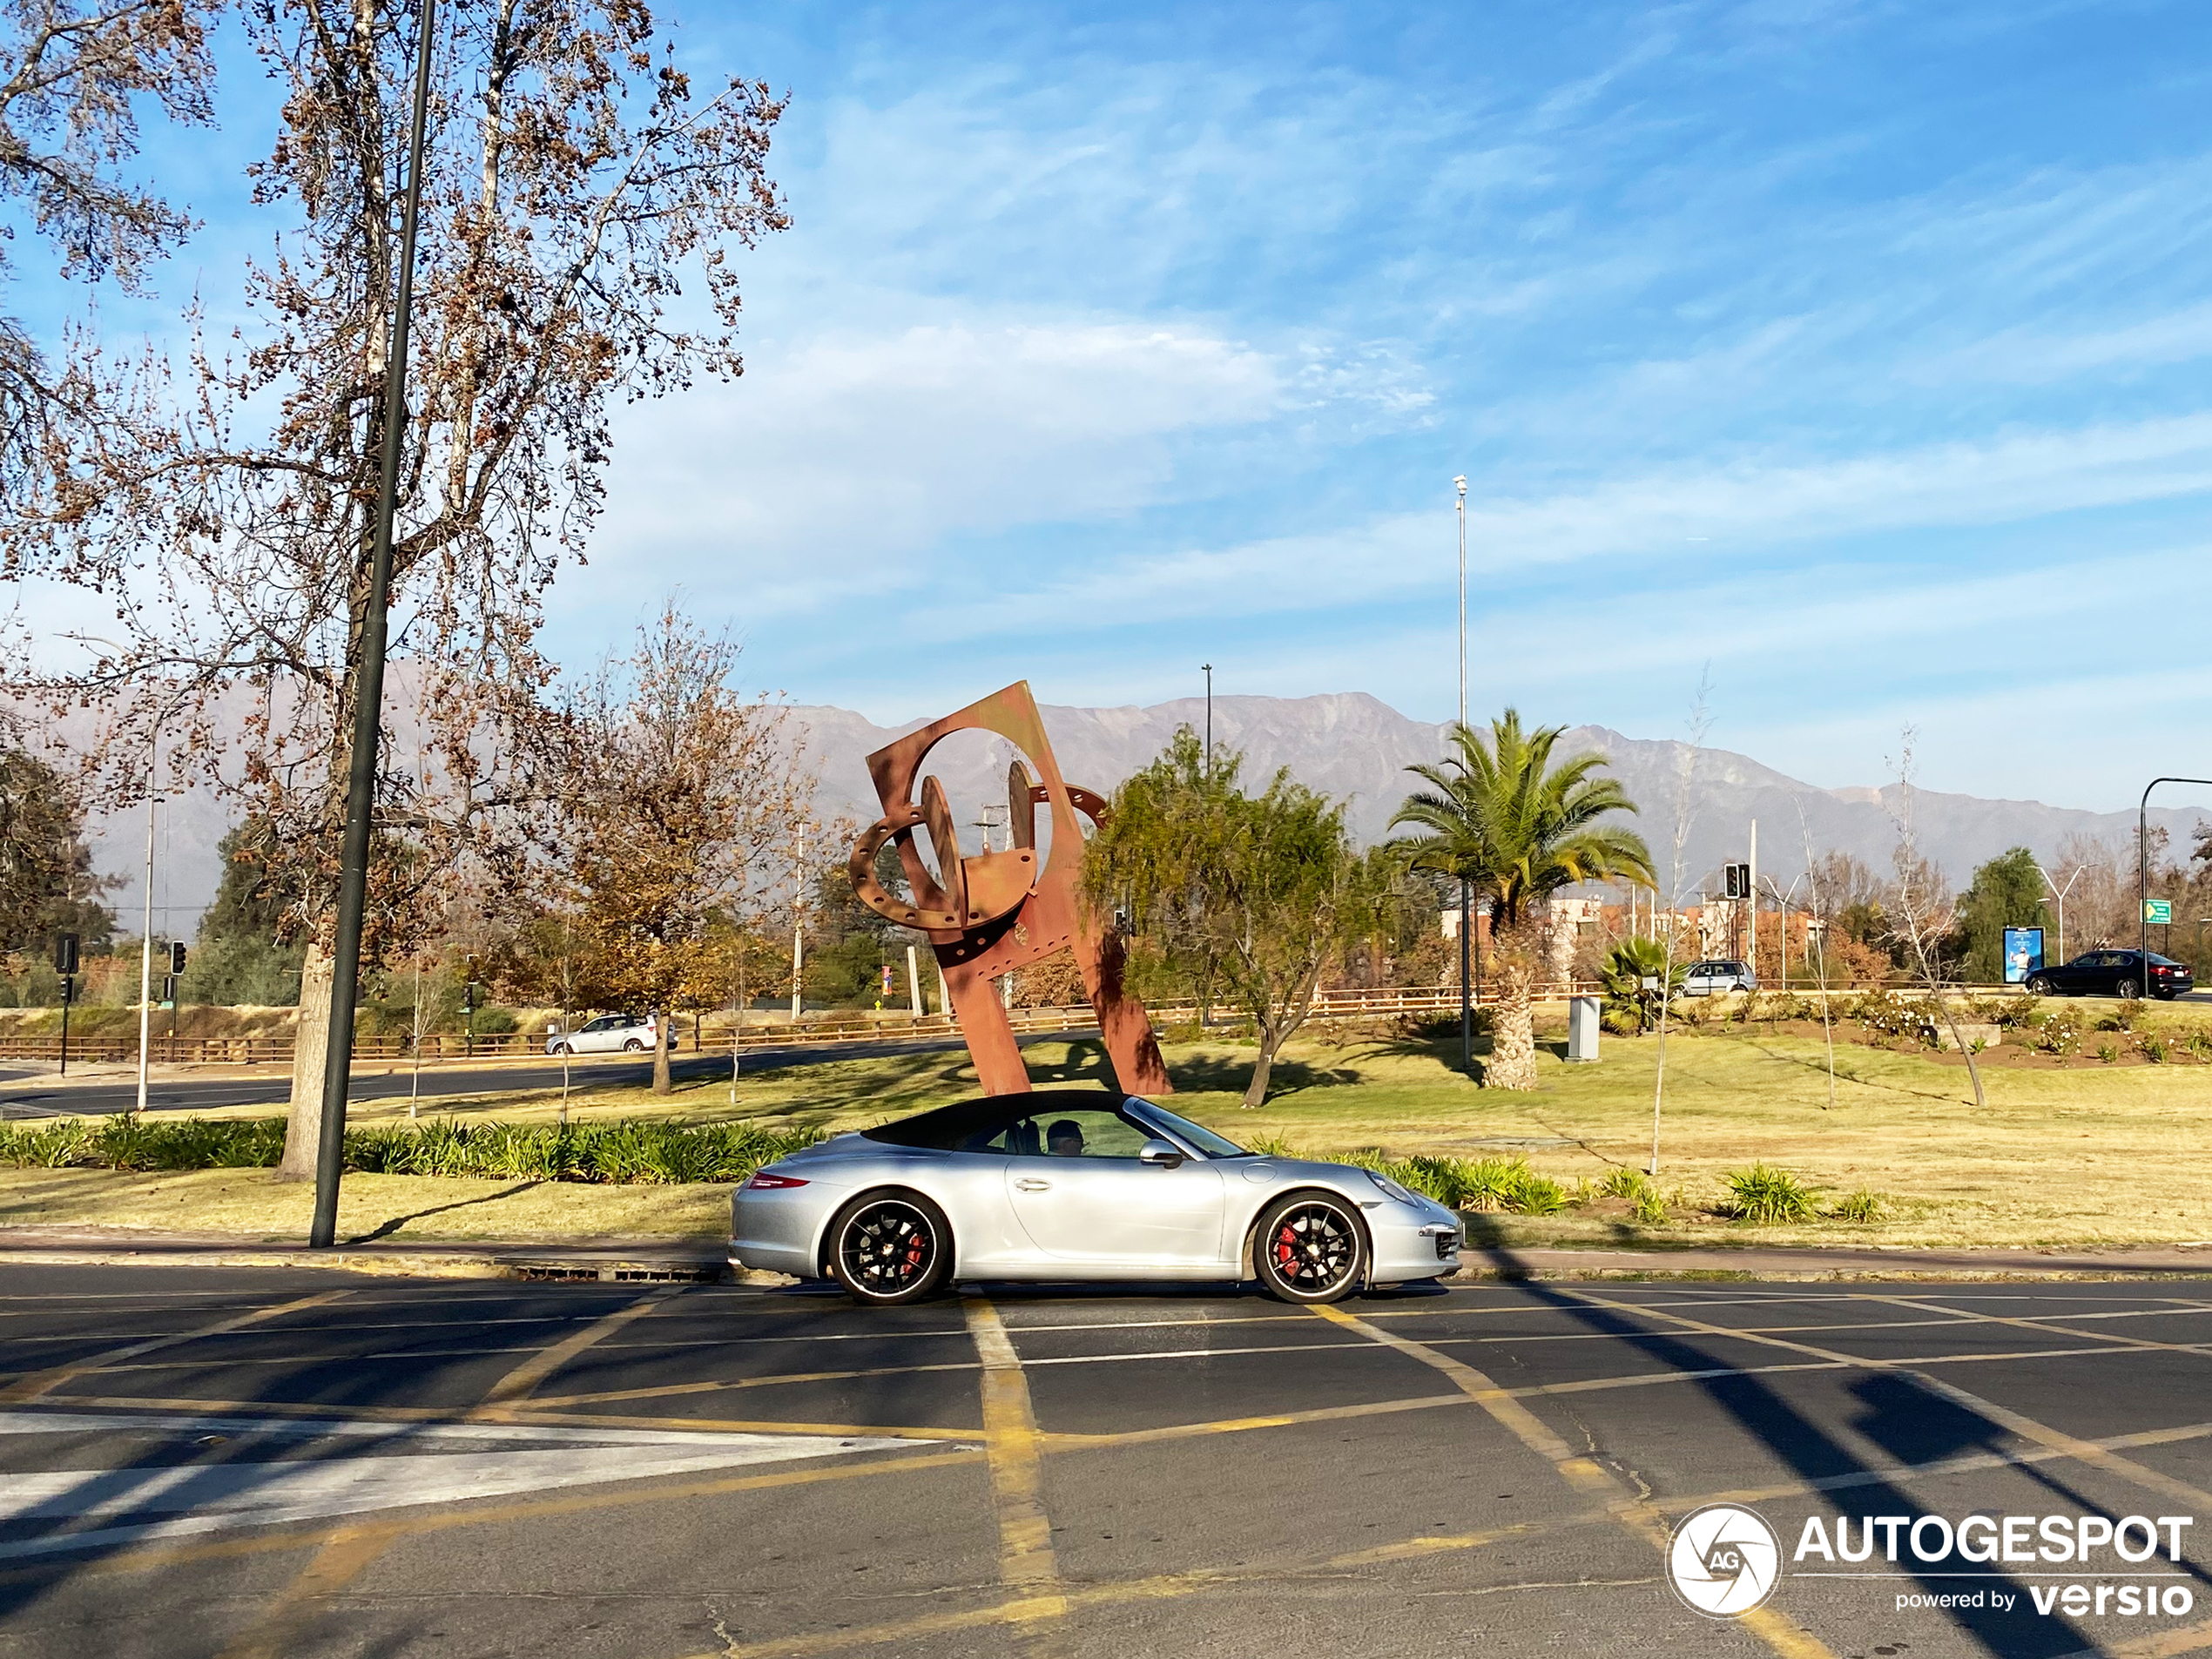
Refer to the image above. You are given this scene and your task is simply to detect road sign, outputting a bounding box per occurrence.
[2145,900,2173,925]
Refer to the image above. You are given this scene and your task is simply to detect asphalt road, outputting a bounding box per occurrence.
[0,1030,1084,1118]
[1,1264,2210,1657]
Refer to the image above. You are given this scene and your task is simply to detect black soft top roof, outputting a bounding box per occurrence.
[860,1088,1130,1149]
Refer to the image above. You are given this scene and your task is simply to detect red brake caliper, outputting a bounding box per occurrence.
[1276,1224,1298,1271]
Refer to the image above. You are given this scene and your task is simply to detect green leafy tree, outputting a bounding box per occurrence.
[1598,936,1683,1034]
[0,745,116,957]
[1392,711,1653,1089]
[1083,728,1382,1108]
[1949,846,2051,984]
[183,819,307,1006]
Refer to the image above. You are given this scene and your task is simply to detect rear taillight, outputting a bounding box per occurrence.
[745,1170,808,1190]
[2155,965,2174,975]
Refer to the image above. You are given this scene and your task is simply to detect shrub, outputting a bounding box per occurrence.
[2188,1032,2212,1062]
[2096,1042,2121,1064]
[1509,1172,1568,1216]
[1630,1185,1669,1224]
[1724,1163,1816,1224]
[1598,1167,1649,1200]
[2142,1034,2168,1064]
[0,1114,821,1184]
[1827,1188,1884,1224]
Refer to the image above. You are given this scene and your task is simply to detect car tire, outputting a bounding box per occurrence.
[2116,979,2141,1001]
[826,1191,952,1306]
[1252,1191,1366,1305]
[622,1037,645,1051]
[2025,975,2053,996]
[552,1042,574,1056]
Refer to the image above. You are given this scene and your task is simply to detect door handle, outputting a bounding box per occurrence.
[1015,1178,1051,1191]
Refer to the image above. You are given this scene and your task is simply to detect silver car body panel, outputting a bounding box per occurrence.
[730,1092,1463,1287]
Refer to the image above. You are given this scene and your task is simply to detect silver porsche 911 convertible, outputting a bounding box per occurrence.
[730,1089,1464,1305]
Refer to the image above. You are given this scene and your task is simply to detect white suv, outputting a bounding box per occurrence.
[546,1014,679,1055]
[1682,960,1756,996]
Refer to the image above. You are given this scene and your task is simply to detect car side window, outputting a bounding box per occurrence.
[1012,1109,1152,1160]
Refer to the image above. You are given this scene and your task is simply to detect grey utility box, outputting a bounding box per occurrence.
[1567,995,1601,1063]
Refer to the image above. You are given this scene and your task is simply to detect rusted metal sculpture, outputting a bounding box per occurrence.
[847,681,1171,1098]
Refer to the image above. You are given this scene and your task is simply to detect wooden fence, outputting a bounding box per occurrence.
[0,984,1635,1068]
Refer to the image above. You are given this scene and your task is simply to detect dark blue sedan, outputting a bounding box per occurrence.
[2026,949,2194,1001]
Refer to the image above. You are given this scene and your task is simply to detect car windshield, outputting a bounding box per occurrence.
[1128,1100,1250,1158]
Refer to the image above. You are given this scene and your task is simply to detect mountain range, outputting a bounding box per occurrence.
[66,687,2208,931]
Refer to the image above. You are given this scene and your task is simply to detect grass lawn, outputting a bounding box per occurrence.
[12,1008,2212,1251]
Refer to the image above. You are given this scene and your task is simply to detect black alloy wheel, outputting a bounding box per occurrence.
[829,1193,950,1305]
[2025,975,2054,996]
[1254,1194,1365,1305]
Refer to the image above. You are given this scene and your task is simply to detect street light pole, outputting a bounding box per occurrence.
[310,0,440,1249]
[1455,475,1471,1074]
[2140,779,2212,983]
[1201,663,1212,774]
[134,739,157,1115]
[2032,860,2089,968]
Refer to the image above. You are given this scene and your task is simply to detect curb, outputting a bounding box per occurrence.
[0,1235,796,1286]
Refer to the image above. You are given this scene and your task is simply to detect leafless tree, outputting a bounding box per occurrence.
[1648,672,1710,1177]
[1793,798,1837,1111]
[3,3,788,1169]
[1886,729,1984,1108]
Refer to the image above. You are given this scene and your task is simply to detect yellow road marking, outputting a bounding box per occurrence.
[964,1294,1069,1644]
[215,1286,679,1656]
[1561,1287,2212,1515]
[2097,1611,2212,1657]
[482,1291,674,1405]
[1848,1291,2211,1356]
[42,1391,972,1440]
[1307,1301,1837,1659]
[0,1289,353,1404]
[671,1514,1575,1659]
[523,1359,982,1408]
[212,1527,396,1659]
[0,1445,981,1586]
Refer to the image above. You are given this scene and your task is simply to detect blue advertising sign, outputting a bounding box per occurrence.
[2003,926,2045,984]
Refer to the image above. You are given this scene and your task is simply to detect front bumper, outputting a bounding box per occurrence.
[1369,1200,1463,1282]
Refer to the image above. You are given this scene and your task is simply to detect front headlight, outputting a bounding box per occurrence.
[1366,1169,1416,1204]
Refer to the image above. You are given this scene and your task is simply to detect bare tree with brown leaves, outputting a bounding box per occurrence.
[4,3,788,1170]
[549,605,817,1096]
[0,0,214,524]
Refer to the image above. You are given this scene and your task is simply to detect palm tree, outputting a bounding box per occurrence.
[1392,711,1655,1089]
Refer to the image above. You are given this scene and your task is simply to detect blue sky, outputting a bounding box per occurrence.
[24,1,2212,810]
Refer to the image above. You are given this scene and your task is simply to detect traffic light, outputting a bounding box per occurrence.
[52,933,78,975]
[167,941,186,975]
[161,974,179,1004]
[1723,863,1751,900]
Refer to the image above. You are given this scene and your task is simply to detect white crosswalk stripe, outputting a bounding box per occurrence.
[0,1410,932,1559]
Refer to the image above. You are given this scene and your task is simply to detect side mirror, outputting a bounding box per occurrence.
[1138,1139,1185,1170]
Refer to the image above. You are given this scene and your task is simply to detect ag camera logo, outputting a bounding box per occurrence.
[1669,1503,1784,1618]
